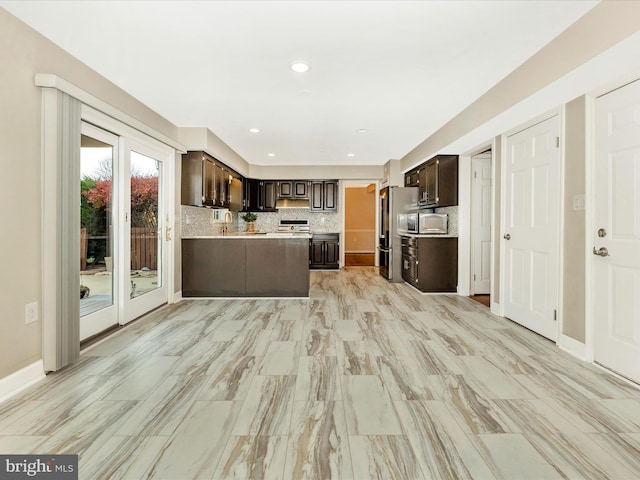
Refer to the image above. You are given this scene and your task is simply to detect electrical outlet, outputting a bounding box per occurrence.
[25,302,38,324]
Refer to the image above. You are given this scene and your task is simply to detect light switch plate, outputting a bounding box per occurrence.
[573,194,585,211]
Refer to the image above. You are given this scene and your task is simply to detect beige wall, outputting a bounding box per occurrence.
[401,1,640,170]
[345,187,376,253]
[562,97,587,342]
[0,9,181,379]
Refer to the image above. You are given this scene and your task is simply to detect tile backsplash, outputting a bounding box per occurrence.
[181,205,340,236]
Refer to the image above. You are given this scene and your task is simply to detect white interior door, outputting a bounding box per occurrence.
[472,151,492,295]
[121,138,171,324]
[503,115,560,341]
[593,79,640,383]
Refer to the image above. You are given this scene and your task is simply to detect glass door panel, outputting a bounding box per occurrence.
[80,124,119,340]
[123,138,169,324]
[129,151,161,299]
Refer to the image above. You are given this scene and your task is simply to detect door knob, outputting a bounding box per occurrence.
[503,233,511,240]
[593,246,609,257]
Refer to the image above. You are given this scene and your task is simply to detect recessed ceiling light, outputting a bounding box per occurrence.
[291,62,310,73]
[356,129,369,134]
[267,153,276,157]
[248,128,260,133]
[299,89,312,96]
[347,153,355,157]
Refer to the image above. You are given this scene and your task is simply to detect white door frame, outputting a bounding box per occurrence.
[340,180,380,268]
[82,105,175,312]
[499,108,565,344]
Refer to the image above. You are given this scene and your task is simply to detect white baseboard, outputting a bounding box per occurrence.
[172,290,183,303]
[559,334,590,361]
[0,360,45,404]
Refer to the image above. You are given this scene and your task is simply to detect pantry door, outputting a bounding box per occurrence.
[593,79,640,383]
[121,137,172,324]
[503,115,560,341]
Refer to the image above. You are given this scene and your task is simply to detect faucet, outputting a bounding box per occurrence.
[223,211,232,235]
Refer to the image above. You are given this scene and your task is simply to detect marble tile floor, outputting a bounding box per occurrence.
[1,267,640,479]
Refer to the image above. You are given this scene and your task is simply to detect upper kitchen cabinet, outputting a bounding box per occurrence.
[406,154,458,207]
[426,155,458,207]
[181,151,238,209]
[243,178,260,211]
[259,180,277,211]
[405,168,420,187]
[277,180,309,199]
[310,180,338,212]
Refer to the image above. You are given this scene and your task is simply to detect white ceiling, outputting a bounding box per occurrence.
[1,0,598,166]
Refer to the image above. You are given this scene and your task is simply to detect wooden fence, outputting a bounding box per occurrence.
[80,227,158,271]
[130,227,158,271]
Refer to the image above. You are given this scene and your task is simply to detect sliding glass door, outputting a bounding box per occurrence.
[80,124,119,340]
[122,138,169,323]
[80,124,171,340]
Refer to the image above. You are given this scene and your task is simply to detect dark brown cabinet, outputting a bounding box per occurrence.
[310,180,338,212]
[277,180,309,199]
[310,233,339,269]
[405,155,458,207]
[405,169,420,187]
[401,236,458,292]
[181,151,236,209]
[259,180,277,211]
[243,178,260,211]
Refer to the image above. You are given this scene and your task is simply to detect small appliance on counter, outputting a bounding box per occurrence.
[418,213,448,234]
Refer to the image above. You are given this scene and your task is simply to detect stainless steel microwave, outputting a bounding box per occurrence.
[419,213,448,234]
[397,212,418,234]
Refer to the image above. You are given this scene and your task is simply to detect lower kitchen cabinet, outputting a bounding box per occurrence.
[182,238,310,297]
[310,233,340,269]
[401,237,457,292]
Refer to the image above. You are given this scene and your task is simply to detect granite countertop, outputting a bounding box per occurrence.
[396,233,458,238]
[182,232,312,239]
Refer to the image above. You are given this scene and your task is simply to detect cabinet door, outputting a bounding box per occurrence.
[278,181,293,198]
[293,180,309,199]
[310,241,325,266]
[418,168,427,205]
[244,178,260,211]
[325,241,340,267]
[425,159,438,206]
[260,181,277,211]
[221,168,231,208]
[214,163,227,207]
[436,155,459,207]
[310,181,324,210]
[323,181,338,211]
[203,158,215,206]
[181,152,204,206]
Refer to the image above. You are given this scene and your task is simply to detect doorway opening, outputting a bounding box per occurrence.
[470,149,492,306]
[344,184,377,266]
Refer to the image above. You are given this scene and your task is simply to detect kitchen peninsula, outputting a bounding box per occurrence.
[182,233,310,297]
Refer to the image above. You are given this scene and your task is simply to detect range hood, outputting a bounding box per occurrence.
[275,198,310,209]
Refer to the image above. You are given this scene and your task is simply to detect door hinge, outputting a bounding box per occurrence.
[555,137,560,148]
[553,309,557,321]
[474,171,477,179]
[474,274,476,280]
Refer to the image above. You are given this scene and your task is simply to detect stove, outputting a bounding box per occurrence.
[278,219,310,233]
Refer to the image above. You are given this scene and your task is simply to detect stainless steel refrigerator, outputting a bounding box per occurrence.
[379,186,418,281]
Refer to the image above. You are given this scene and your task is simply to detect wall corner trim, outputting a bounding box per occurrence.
[172,291,183,304]
[0,361,46,404]
[559,334,590,362]
[34,74,186,153]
